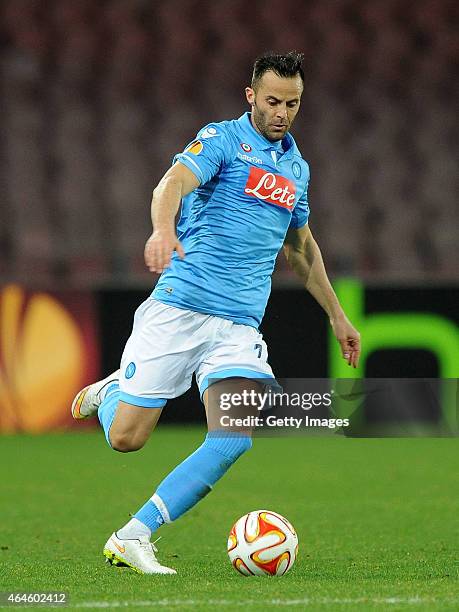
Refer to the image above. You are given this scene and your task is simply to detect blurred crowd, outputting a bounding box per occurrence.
[0,0,457,287]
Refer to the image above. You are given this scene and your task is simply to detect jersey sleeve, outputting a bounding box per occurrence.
[173,123,231,185]
[289,163,310,229]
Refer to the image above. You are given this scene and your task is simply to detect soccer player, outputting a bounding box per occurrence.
[71,51,360,574]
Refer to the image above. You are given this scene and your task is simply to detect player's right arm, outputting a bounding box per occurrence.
[144,162,200,273]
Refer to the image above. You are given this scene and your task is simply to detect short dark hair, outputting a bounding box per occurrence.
[251,51,305,89]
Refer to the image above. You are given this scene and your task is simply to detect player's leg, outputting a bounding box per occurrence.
[99,302,218,574]
[104,400,164,452]
[127,321,276,545]
[103,381,257,575]
[126,378,259,540]
[71,370,174,572]
[72,299,209,574]
[72,374,174,572]
[100,387,179,573]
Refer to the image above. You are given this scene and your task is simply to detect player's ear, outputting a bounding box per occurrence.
[245,87,255,106]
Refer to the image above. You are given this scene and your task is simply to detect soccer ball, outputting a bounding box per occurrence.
[227,510,298,576]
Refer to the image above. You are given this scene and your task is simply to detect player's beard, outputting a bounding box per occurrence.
[252,102,289,142]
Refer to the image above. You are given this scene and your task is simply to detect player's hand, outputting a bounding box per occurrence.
[330,316,361,368]
[144,230,185,273]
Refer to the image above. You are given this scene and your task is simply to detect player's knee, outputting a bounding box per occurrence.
[109,430,146,453]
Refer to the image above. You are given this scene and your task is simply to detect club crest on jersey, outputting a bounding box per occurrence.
[185,140,203,155]
[125,362,136,379]
[244,167,296,210]
[240,143,252,152]
[292,161,302,179]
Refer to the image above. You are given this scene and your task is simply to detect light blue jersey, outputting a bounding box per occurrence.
[153,113,310,328]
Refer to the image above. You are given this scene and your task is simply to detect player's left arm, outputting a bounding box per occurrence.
[283,224,361,368]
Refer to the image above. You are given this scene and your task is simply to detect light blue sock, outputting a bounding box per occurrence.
[97,383,119,446]
[135,433,252,533]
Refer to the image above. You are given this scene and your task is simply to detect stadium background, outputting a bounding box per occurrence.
[0,0,457,432]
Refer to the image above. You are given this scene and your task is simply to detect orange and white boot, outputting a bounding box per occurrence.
[103,532,176,575]
[71,370,119,420]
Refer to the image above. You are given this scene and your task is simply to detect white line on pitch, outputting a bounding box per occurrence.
[70,596,459,608]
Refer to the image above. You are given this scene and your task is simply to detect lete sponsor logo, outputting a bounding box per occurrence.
[244,167,296,209]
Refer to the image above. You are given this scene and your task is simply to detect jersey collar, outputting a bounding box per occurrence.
[238,112,295,153]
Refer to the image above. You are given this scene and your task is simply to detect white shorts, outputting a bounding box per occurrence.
[119,298,275,407]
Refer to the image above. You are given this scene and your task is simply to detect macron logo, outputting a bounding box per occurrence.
[237,151,262,164]
[244,167,296,210]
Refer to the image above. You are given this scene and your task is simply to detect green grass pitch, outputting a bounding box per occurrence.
[1,428,458,611]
